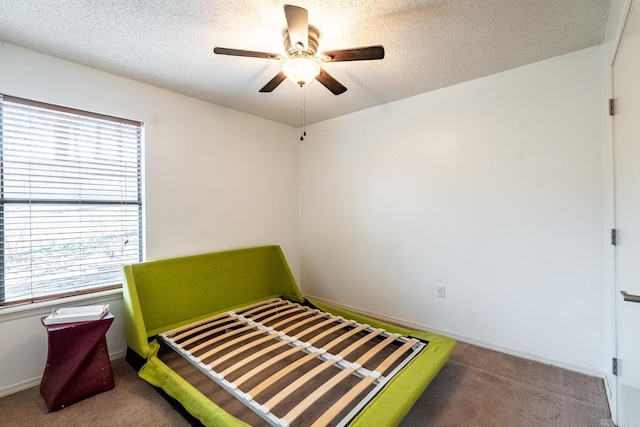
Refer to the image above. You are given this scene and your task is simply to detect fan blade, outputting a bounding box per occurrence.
[321,45,385,62]
[259,71,287,93]
[214,47,282,60]
[316,69,347,95]
[284,4,308,50]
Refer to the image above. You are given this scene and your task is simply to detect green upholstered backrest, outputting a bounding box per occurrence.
[122,245,304,357]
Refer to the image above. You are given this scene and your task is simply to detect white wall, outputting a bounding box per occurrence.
[300,46,605,374]
[0,42,299,396]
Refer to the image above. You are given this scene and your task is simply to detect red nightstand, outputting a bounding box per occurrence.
[40,313,115,411]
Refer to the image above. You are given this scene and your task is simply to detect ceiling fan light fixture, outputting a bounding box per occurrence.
[213,5,382,96]
[282,57,320,87]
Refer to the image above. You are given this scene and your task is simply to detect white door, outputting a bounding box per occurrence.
[613,0,640,425]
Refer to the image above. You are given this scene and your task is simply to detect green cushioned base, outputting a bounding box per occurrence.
[139,341,249,427]
[123,246,456,426]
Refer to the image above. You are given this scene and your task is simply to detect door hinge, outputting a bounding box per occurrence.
[609,98,615,116]
[612,357,618,376]
[611,229,617,246]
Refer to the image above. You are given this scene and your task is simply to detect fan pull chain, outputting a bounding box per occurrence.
[299,87,307,141]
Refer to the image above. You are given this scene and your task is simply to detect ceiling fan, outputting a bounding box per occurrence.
[213,4,385,95]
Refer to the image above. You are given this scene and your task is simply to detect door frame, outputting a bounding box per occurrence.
[605,0,637,424]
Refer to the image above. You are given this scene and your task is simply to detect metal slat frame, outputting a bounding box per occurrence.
[159,298,426,426]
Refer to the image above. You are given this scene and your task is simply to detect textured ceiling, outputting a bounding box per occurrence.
[0,0,611,127]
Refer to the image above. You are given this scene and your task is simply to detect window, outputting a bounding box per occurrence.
[0,95,142,306]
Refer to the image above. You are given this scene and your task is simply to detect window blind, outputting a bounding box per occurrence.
[0,95,142,305]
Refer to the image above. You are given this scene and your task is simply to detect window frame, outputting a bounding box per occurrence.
[0,94,143,307]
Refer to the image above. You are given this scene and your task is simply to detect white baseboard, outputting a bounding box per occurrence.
[0,349,127,398]
[306,294,605,379]
[0,376,42,398]
[603,372,617,424]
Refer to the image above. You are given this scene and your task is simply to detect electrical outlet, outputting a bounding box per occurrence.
[436,285,446,298]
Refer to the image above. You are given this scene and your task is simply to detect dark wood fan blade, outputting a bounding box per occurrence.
[284,4,308,50]
[259,71,287,93]
[214,47,282,60]
[321,45,385,62]
[316,69,347,95]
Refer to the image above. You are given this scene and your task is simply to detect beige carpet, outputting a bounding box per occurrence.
[0,341,611,426]
[401,342,611,426]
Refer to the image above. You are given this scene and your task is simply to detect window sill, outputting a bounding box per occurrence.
[0,288,123,323]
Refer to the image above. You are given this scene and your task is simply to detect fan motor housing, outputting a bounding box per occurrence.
[283,25,320,56]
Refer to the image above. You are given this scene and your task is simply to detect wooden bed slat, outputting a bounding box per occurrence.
[164,298,280,337]
[239,299,289,317]
[310,376,376,427]
[338,328,384,358]
[188,323,253,354]
[283,365,356,422]
[262,353,333,408]
[221,337,295,379]
[207,333,277,369]
[354,333,400,366]
[232,322,367,388]
[198,328,267,362]
[159,298,427,427]
[375,338,418,374]
[180,319,244,350]
[250,328,386,399]
[219,312,335,385]
[269,309,320,330]
[278,312,325,333]
[249,304,306,323]
[171,315,239,343]
[264,331,399,410]
[300,319,355,343]
[285,338,415,424]
[308,339,419,426]
[247,324,377,398]
[189,303,312,357]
